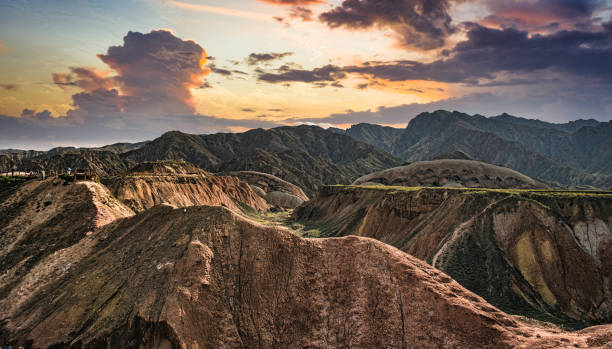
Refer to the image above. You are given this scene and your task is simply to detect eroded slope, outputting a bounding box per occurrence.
[353,159,549,189]
[102,164,269,213]
[0,179,134,305]
[1,205,611,348]
[219,170,308,208]
[294,186,612,326]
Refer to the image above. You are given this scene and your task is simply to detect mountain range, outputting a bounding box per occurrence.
[334,110,612,188]
[2,110,611,190]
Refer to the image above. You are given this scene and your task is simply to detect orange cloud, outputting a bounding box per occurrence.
[257,0,325,5]
[46,29,212,125]
[353,78,451,100]
[0,42,10,52]
[53,67,114,92]
[170,1,273,22]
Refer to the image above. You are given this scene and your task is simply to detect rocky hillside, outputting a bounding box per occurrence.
[126,160,207,175]
[2,126,402,195]
[294,185,612,327]
[101,161,269,214]
[0,142,147,175]
[0,179,134,305]
[1,149,129,175]
[340,111,612,189]
[121,126,402,195]
[330,122,404,154]
[218,170,308,208]
[1,203,611,347]
[353,159,549,189]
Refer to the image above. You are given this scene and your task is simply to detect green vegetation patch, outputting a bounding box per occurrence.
[334,184,612,198]
[246,209,325,238]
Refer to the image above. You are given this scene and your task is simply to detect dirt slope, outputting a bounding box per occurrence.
[102,162,269,213]
[294,186,612,326]
[1,204,611,348]
[219,170,308,208]
[0,179,134,305]
[353,159,549,189]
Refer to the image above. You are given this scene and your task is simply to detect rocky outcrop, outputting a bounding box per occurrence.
[1,204,611,348]
[294,186,612,326]
[220,170,308,208]
[353,159,549,189]
[102,171,269,214]
[121,126,403,195]
[126,160,206,175]
[0,179,134,307]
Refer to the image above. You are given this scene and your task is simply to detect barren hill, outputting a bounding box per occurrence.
[340,111,612,189]
[102,161,269,214]
[126,160,207,175]
[1,204,611,347]
[219,170,308,208]
[120,126,403,195]
[294,185,612,327]
[353,159,549,189]
[0,179,134,304]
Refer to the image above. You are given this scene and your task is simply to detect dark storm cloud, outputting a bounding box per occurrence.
[258,23,612,85]
[20,109,54,123]
[208,63,232,76]
[258,64,346,83]
[95,29,209,115]
[319,0,456,50]
[480,0,607,31]
[52,67,114,91]
[247,52,293,65]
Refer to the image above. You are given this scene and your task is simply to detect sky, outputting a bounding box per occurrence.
[1,0,611,149]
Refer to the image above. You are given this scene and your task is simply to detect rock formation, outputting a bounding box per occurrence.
[353,159,549,189]
[219,171,308,208]
[102,161,269,213]
[1,203,612,348]
[294,185,612,326]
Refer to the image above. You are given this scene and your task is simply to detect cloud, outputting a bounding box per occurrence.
[258,64,346,83]
[479,0,607,32]
[247,52,293,65]
[288,6,314,21]
[0,42,9,52]
[52,67,114,91]
[208,63,233,76]
[257,0,324,5]
[294,81,612,125]
[0,113,283,150]
[170,1,272,22]
[241,108,256,112]
[93,29,209,115]
[257,23,612,85]
[46,30,212,127]
[319,0,456,50]
[199,81,213,89]
[1,30,290,149]
[1,84,18,91]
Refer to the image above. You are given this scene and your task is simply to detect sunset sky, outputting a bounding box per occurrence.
[1,0,612,149]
